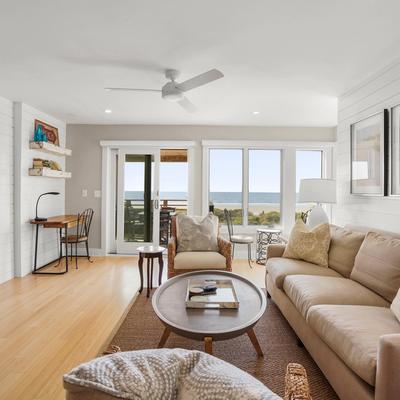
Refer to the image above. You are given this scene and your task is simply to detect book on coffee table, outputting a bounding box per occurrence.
[185,278,239,309]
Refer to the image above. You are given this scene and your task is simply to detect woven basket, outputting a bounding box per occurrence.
[284,363,312,400]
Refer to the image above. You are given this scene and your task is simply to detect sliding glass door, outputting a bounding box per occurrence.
[116,148,160,253]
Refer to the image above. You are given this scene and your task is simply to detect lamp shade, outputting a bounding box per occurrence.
[298,179,336,204]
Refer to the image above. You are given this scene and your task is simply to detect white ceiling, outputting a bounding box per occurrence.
[1,0,400,126]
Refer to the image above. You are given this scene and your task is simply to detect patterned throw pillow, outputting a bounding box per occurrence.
[176,213,219,252]
[283,220,331,267]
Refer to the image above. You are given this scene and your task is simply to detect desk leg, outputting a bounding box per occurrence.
[146,258,150,297]
[65,224,69,273]
[33,224,39,272]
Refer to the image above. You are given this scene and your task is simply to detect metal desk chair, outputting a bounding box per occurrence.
[60,208,94,269]
[224,209,254,268]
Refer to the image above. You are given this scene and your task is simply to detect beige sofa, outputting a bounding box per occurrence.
[265,225,400,400]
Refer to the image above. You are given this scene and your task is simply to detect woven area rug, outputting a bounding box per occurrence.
[110,290,338,400]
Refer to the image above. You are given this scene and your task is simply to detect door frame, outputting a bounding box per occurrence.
[100,141,196,255]
[116,147,160,254]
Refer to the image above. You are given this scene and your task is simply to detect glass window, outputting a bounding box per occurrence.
[248,149,281,226]
[296,150,322,220]
[209,149,243,224]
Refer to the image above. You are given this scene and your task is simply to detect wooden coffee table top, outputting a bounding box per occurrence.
[152,270,266,341]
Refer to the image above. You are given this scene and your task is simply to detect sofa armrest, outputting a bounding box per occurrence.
[168,236,177,278]
[284,363,312,400]
[218,236,232,271]
[266,244,286,261]
[376,334,400,400]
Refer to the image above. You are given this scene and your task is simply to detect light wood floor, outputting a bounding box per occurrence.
[0,257,265,400]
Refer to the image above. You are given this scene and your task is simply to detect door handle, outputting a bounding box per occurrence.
[154,199,159,210]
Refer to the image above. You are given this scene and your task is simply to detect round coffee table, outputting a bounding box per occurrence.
[152,270,267,356]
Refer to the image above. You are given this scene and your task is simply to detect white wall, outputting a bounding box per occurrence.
[14,103,66,276]
[334,61,400,232]
[0,96,14,283]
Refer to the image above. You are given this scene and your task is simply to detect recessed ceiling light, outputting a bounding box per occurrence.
[105,109,112,114]
[252,111,260,115]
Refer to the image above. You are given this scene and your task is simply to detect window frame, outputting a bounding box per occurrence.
[202,140,334,235]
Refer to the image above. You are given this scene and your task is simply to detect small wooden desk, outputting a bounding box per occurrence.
[30,215,79,275]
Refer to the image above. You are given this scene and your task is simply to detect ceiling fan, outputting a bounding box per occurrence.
[105,68,224,113]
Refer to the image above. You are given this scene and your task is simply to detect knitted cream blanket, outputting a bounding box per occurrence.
[64,348,281,400]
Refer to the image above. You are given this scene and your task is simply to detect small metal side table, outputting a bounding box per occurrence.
[256,228,282,264]
[137,246,166,297]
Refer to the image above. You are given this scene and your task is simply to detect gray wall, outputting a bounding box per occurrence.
[66,125,336,249]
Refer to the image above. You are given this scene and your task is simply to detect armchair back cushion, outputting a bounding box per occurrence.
[351,231,400,302]
[176,213,219,252]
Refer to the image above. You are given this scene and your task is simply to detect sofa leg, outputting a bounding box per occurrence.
[267,291,271,299]
[296,337,304,348]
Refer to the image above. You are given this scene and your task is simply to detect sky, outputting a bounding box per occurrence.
[124,149,322,194]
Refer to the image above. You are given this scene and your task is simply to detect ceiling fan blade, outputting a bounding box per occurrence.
[104,87,161,92]
[177,69,224,92]
[177,97,197,113]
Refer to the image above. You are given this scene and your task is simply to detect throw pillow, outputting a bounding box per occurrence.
[391,288,400,323]
[283,219,331,267]
[176,213,219,252]
[328,225,365,277]
[351,231,400,302]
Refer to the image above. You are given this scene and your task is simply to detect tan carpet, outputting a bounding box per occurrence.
[110,290,338,400]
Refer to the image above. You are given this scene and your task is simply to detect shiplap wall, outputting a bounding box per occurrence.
[334,60,400,232]
[14,103,66,277]
[0,96,14,283]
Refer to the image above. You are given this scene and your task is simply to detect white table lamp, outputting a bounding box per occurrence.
[298,179,336,227]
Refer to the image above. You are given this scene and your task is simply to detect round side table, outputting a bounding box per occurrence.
[137,246,166,297]
[256,229,282,264]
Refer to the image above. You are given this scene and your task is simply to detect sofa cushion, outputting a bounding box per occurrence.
[391,288,400,323]
[307,305,400,386]
[266,257,341,289]
[351,231,400,302]
[283,220,331,267]
[283,275,389,318]
[176,213,218,252]
[174,251,226,270]
[328,225,365,277]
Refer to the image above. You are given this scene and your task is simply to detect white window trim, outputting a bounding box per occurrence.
[202,140,335,236]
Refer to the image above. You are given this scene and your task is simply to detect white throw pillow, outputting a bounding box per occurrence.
[176,213,219,252]
[391,288,400,323]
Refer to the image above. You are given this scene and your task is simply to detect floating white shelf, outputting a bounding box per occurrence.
[29,141,72,156]
[29,167,72,179]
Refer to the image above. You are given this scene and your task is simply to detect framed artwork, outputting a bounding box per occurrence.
[34,119,60,146]
[350,110,389,196]
[392,104,400,195]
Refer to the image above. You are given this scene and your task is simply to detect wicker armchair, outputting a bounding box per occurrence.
[168,216,232,278]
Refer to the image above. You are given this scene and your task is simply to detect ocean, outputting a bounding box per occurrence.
[125,191,281,203]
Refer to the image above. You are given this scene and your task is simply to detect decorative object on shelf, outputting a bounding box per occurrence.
[34,119,59,146]
[32,158,61,171]
[256,228,282,264]
[298,179,336,228]
[34,192,60,221]
[391,104,400,195]
[350,110,389,196]
[34,123,47,142]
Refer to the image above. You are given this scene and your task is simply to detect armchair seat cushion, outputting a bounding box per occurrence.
[266,257,341,289]
[283,275,389,318]
[307,305,400,386]
[174,251,227,270]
